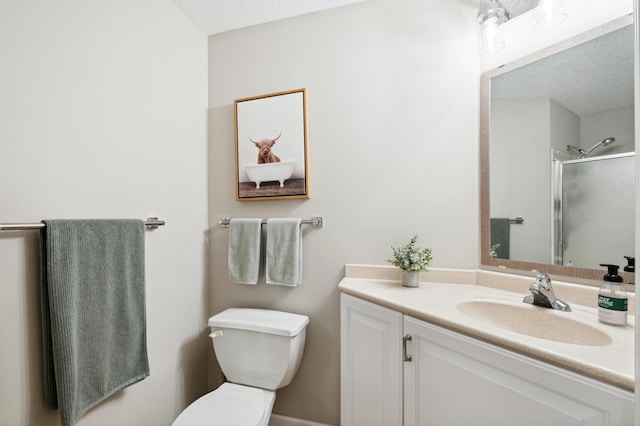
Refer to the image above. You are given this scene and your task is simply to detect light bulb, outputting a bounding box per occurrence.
[477,0,510,55]
[479,17,505,54]
[533,0,567,31]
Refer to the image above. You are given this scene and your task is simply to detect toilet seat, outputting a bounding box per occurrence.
[172,382,276,426]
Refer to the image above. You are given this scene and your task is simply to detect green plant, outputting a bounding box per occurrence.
[387,235,433,272]
[489,243,501,258]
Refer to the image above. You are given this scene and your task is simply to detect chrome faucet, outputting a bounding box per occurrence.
[523,270,571,312]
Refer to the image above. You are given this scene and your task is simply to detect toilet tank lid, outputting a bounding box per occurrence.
[208,308,309,336]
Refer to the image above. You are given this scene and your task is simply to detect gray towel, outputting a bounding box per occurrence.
[266,218,303,286]
[228,218,262,284]
[40,219,149,426]
[490,218,510,259]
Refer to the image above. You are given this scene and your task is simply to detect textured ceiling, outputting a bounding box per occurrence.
[171,0,535,36]
[170,0,368,35]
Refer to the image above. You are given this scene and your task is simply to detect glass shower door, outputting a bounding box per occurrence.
[553,152,635,269]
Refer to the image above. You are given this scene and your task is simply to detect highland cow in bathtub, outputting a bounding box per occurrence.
[250,133,281,164]
[245,133,295,189]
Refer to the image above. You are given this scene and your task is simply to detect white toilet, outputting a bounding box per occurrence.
[173,308,309,426]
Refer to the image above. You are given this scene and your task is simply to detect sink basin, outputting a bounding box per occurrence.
[457,300,613,346]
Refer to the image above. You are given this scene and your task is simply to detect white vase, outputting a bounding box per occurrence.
[402,270,420,287]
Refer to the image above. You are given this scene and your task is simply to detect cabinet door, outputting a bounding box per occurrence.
[340,293,403,426]
[403,316,634,426]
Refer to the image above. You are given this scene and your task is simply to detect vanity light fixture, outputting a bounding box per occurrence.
[477,0,511,55]
[533,0,567,31]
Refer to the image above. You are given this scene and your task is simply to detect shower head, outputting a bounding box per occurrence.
[600,137,616,147]
[581,137,615,158]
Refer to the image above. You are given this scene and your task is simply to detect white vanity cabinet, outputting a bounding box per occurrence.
[341,293,634,426]
[340,293,403,426]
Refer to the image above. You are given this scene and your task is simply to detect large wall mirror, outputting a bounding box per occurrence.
[480,15,635,283]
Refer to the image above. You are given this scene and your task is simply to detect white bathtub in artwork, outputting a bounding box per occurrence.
[243,159,297,189]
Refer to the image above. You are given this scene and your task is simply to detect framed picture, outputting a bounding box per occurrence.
[234,88,310,201]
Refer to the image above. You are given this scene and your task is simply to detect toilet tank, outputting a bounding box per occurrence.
[208,308,309,391]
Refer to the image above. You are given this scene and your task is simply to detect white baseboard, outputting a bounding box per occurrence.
[268,414,333,426]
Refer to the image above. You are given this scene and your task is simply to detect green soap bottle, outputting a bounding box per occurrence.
[597,264,627,326]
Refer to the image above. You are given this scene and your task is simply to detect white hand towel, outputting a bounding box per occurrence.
[266,218,303,286]
[228,218,262,284]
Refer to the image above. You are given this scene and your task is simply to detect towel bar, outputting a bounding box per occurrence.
[0,217,165,231]
[219,216,323,229]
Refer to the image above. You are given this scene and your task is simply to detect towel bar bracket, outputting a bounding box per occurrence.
[145,217,165,230]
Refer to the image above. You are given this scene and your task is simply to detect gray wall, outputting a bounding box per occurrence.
[581,105,635,154]
[0,1,209,424]
[207,0,480,423]
[491,98,552,264]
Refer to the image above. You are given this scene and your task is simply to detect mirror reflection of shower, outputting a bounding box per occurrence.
[552,152,635,269]
[566,137,615,159]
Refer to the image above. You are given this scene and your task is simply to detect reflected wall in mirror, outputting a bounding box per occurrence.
[481,16,635,282]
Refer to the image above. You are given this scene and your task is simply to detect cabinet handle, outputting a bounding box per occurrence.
[403,334,412,362]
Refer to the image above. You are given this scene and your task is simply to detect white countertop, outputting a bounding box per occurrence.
[339,265,635,391]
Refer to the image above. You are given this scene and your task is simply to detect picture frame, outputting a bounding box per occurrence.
[234,88,310,201]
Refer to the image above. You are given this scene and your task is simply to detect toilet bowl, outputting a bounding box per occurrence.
[173,308,309,426]
[172,383,275,426]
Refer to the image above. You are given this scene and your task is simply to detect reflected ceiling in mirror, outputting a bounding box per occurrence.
[480,16,635,283]
[491,26,633,117]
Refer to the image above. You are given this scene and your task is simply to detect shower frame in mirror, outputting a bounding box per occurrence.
[480,15,634,284]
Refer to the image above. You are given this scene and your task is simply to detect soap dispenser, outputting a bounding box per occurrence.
[624,256,635,285]
[624,256,635,273]
[598,264,627,326]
